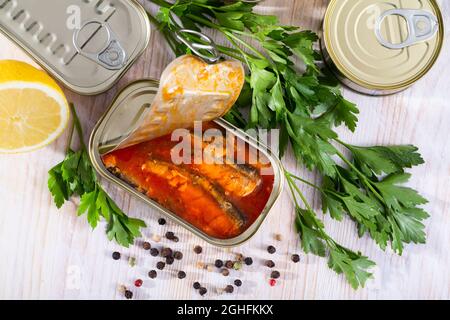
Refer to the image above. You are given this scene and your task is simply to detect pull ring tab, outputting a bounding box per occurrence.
[175,29,220,64]
[73,20,127,70]
[375,9,439,49]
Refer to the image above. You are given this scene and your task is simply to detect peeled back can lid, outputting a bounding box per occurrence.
[323,0,444,93]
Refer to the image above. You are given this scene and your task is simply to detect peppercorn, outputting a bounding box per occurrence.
[199,287,207,296]
[194,245,203,254]
[267,245,276,254]
[128,257,136,267]
[271,271,281,279]
[166,256,175,265]
[233,262,242,270]
[234,279,242,287]
[193,282,201,290]
[112,252,121,260]
[148,270,157,279]
[269,279,276,287]
[225,285,234,293]
[152,234,161,242]
[215,259,224,268]
[165,231,175,240]
[158,218,166,225]
[143,242,151,250]
[134,279,143,287]
[221,268,230,277]
[117,284,127,294]
[161,247,173,258]
[235,253,244,261]
[150,248,159,257]
[173,236,179,243]
[225,260,234,269]
[124,290,133,299]
[174,251,183,260]
[244,257,253,266]
[274,234,283,241]
[265,260,275,268]
[178,271,186,279]
[292,254,300,263]
[196,261,205,269]
[156,261,166,270]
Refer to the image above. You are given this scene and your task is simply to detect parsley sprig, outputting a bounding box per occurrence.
[48,104,146,247]
[147,0,430,288]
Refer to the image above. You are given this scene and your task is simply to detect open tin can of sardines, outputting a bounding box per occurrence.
[321,0,444,95]
[0,0,150,95]
[89,79,284,247]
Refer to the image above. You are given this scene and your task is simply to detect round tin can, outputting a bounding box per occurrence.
[321,0,444,95]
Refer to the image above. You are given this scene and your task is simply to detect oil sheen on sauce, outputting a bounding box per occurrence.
[102,122,275,239]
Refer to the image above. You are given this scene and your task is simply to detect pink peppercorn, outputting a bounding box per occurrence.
[134,279,143,287]
[269,279,276,287]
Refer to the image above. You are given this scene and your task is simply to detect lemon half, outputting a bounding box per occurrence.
[0,60,69,154]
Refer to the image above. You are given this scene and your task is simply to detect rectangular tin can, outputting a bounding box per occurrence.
[89,79,284,247]
[320,0,444,96]
[0,0,150,95]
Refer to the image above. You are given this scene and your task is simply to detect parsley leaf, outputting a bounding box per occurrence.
[48,104,146,247]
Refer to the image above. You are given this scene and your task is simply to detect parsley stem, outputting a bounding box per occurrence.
[69,103,87,151]
[333,147,385,204]
[287,173,322,191]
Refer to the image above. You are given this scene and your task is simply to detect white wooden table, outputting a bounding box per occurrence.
[0,0,449,300]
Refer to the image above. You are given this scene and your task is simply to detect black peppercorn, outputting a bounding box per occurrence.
[267,245,276,254]
[161,247,173,258]
[199,287,207,296]
[150,248,159,257]
[265,260,275,268]
[194,245,203,254]
[193,282,201,290]
[244,257,253,266]
[124,290,133,299]
[178,271,186,279]
[173,236,179,243]
[166,256,175,265]
[225,285,234,293]
[143,242,151,250]
[215,259,224,268]
[174,251,183,260]
[234,279,242,287]
[292,254,300,263]
[271,271,280,279]
[225,260,234,269]
[148,270,157,279]
[158,218,166,225]
[156,261,166,270]
[112,252,121,260]
[165,231,175,240]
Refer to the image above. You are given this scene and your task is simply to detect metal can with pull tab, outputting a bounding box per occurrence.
[321,0,444,95]
[0,0,150,95]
